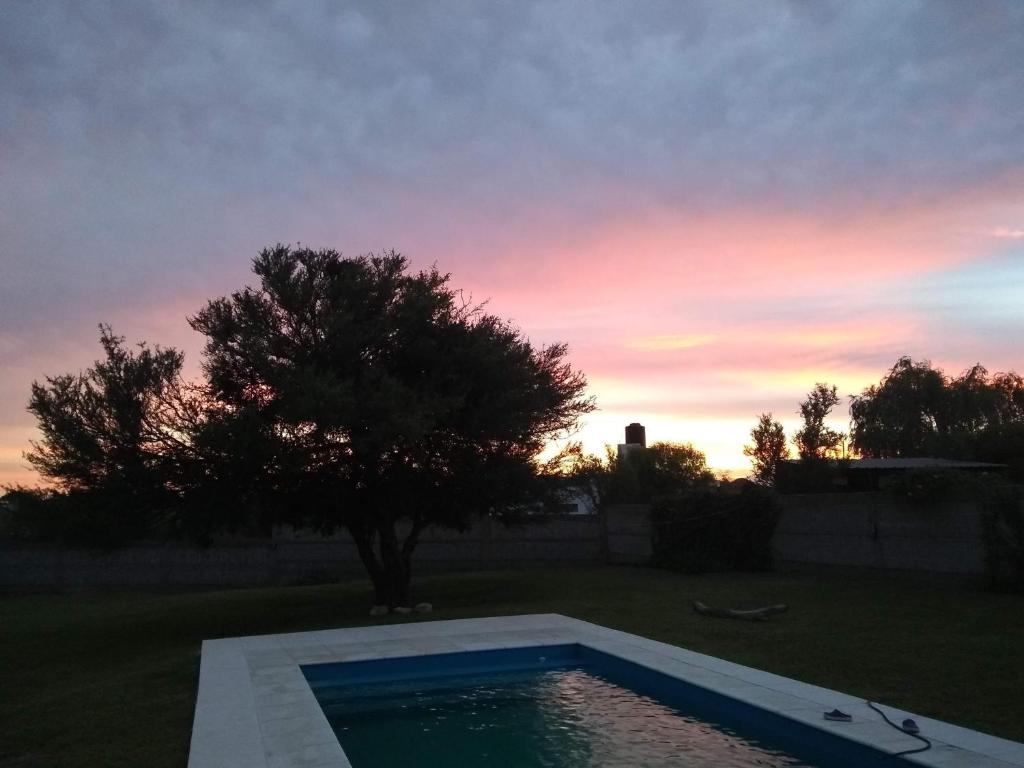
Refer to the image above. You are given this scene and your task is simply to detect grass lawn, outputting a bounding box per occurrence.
[2,565,1022,767]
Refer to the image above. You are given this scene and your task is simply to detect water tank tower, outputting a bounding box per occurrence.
[624,422,646,447]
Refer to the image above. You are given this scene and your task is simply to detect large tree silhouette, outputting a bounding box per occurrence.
[189,246,593,607]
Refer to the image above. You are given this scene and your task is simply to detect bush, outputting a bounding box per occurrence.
[879,469,988,504]
[774,458,849,493]
[0,486,162,547]
[651,483,781,573]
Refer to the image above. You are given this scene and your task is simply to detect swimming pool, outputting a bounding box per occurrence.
[188,614,1024,768]
[303,644,901,767]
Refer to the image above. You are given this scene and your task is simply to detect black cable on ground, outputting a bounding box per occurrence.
[866,700,932,757]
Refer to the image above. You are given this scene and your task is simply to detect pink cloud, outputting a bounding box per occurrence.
[990,227,1024,240]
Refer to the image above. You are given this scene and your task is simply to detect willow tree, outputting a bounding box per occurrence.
[189,245,593,608]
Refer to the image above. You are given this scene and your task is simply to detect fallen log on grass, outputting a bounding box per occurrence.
[692,601,789,621]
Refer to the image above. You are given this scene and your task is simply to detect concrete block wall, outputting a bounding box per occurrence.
[601,494,988,576]
[605,504,652,565]
[0,513,607,588]
[771,493,986,576]
[0,493,993,587]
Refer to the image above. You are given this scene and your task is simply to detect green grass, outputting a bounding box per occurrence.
[1,566,1022,767]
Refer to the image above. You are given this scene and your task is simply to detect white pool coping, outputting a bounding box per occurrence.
[188,613,1024,768]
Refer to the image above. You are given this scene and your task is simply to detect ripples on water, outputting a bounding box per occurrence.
[322,667,818,767]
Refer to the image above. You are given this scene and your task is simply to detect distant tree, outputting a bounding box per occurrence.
[23,326,203,543]
[794,383,844,461]
[28,325,194,493]
[851,357,1024,460]
[189,246,594,608]
[743,413,789,486]
[646,441,716,492]
[851,358,949,457]
[981,372,1024,481]
[948,365,999,433]
[992,372,1024,423]
[549,442,606,512]
[605,440,715,502]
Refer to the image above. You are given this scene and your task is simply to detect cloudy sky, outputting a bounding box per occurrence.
[2,0,1023,483]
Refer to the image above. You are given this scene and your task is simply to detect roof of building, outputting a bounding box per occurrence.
[848,457,1005,470]
[783,457,1005,470]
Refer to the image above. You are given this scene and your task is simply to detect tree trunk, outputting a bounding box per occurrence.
[348,515,425,609]
[376,519,412,608]
[348,522,391,606]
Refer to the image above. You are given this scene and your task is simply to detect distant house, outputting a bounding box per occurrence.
[776,457,1006,493]
[555,422,647,515]
[552,489,599,515]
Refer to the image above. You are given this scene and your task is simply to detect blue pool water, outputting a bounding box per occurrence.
[302,645,905,768]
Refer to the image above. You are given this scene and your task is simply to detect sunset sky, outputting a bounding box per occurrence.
[2,1,1023,485]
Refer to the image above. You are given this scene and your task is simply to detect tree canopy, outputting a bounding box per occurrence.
[187,245,594,606]
[851,357,1024,462]
[24,326,198,542]
[794,383,844,461]
[743,413,788,486]
[27,326,184,492]
[602,441,715,502]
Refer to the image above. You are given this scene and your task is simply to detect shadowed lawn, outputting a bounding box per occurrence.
[2,566,1022,767]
